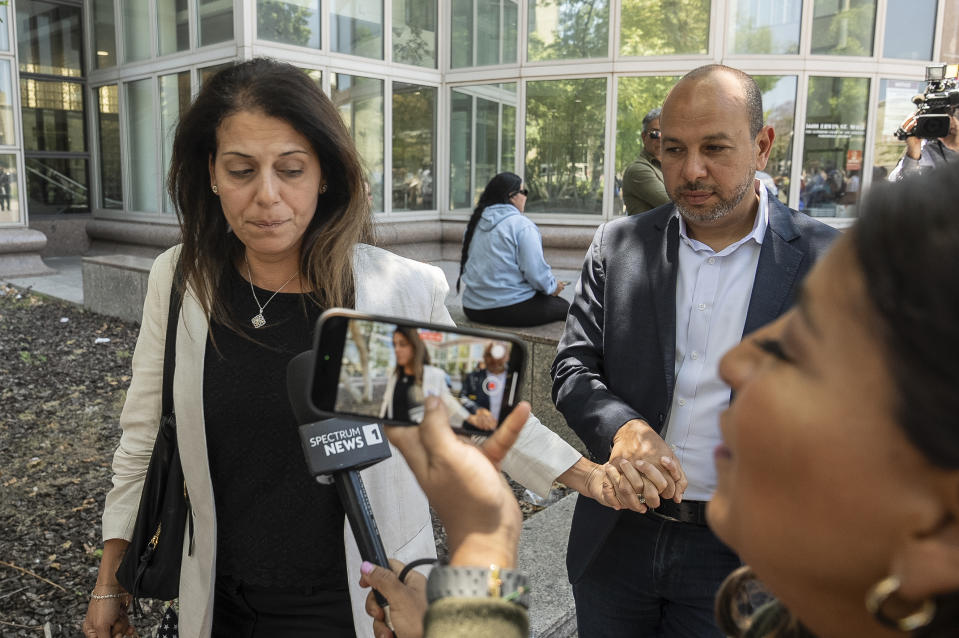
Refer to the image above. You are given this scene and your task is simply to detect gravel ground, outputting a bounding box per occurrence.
[0,283,567,637]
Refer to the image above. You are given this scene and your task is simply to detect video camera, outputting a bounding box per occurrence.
[895,64,959,140]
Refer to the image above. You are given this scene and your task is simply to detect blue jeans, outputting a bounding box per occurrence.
[572,510,741,638]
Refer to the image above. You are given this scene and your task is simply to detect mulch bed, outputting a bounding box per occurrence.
[0,283,567,637]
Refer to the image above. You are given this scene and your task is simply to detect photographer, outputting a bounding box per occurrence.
[890,106,958,180]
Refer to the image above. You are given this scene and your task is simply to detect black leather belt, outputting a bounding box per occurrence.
[650,499,709,526]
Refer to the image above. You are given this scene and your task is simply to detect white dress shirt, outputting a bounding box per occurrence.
[663,182,769,501]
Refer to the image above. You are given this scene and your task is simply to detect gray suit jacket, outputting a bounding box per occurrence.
[551,198,839,582]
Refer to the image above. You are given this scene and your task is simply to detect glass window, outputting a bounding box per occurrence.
[198,0,235,47]
[25,157,88,214]
[17,2,83,76]
[392,83,436,211]
[258,0,321,49]
[451,0,518,68]
[331,0,383,59]
[393,0,436,67]
[528,0,609,61]
[158,0,190,55]
[526,78,605,214]
[92,0,117,68]
[160,72,192,213]
[755,75,797,205]
[0,61,16,146]
[449,83,517,208]
[620,0,709,57]
[97,85,122,210]
[872,78,924,182]
[727,0,801,55]
[800,76,869,218]
[301,68,322,86]
[331,74,384,211]
[0,3,8,52]
[810,0,875,56]
[615,76,676,214]
[126,79,159,213]
[20,79,85,152]
[882,0,935,60]
[0,155,21,224]
[121,0,151,62]
[943,1,959,65]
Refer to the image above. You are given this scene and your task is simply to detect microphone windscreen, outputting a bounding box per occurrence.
[287,350,320,424]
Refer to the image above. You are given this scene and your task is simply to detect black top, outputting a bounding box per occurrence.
[204,265,347,588]
[391,372,415,421]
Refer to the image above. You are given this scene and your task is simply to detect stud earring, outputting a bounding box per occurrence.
[211,184,218,195]
[319,183,328,194]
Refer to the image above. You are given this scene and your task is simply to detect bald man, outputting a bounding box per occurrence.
[552,65,839,636]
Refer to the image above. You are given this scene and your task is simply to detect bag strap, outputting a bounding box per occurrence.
[161,260,183,418]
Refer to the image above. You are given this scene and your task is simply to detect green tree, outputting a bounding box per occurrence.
[620,0,710,56]
[257,0,312,46]
[528,0,609,61]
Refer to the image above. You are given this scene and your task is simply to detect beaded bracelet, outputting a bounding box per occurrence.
[90,592,125,600]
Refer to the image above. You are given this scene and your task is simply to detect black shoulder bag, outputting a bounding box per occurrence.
[116,264,194,611]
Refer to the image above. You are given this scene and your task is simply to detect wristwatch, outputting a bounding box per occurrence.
[426,565,530,609]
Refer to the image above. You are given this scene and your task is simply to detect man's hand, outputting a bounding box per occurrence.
[360,559,427,638]
[604,419,687,511]
[898,113,923,160]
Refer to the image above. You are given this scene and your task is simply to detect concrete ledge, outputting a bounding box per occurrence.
[520,493,578,637]
[82,254,155,324]
[0,228,55,277]
[448,305,586,457]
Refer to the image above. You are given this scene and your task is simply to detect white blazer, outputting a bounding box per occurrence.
[102,243,579,637]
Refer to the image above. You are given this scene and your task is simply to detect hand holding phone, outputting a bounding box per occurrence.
[311,310,527,435]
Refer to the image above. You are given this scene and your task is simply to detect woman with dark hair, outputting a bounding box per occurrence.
[380,326,493,430]
[82,58,453,637]
[458,172,569,327]
[364,164,959,637]
[84,59,609,638]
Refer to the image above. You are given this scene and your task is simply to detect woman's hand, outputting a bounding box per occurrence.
[83,540,136,638]
[552,281,567,296]
[82,587,135,638]
[386,396,528,568]
[360,559,427,638]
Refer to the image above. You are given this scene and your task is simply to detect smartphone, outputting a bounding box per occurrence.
[311,309,527,434]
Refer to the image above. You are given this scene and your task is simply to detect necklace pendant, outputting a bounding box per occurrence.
[251,313,266,329]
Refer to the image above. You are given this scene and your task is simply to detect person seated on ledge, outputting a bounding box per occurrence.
[457,172,570,327]
[359,164,959,638]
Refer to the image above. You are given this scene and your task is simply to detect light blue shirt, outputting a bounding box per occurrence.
[461,203,558,310]
[664,182,769,501]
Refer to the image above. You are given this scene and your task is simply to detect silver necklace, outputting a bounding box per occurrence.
[245,258,298,329]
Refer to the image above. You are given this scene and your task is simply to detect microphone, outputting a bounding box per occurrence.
[287,351,395,631]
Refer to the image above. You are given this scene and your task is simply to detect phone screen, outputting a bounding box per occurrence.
[312,313,524,432]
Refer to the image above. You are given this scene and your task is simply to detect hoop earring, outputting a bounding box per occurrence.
[865,575,936,632]
[211,184,219,195]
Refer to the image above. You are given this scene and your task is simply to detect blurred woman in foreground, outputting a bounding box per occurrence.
[366,165,959,638]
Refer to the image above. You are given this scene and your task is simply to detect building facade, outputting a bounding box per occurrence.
[0,0,956,271]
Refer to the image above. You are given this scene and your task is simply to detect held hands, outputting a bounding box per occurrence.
[465,407,497,431]
[603,419,687,513]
